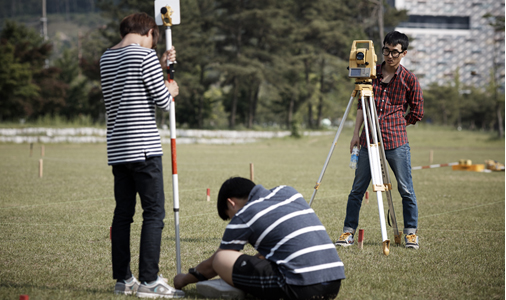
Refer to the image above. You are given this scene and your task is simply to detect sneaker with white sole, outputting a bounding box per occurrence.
[335,232,354,247]
[136,275,185,298]
[405,234,419,249]
[114,276,140,295]
[196,279,245,299]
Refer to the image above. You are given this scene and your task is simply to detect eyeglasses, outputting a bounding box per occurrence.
[382,47,404,58]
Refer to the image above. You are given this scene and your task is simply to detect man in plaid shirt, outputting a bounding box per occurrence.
[335,31,423,249]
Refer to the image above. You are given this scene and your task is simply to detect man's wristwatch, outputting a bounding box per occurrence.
[188,268,208,281]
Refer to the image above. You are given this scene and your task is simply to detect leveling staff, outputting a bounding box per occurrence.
[174,177,345,300]
[335,31,424,249]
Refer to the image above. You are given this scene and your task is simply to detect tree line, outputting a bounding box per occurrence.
[0,0,503,135]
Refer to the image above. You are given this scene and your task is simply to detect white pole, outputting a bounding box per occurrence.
[41,0,48,41]
[361,95,389,246]
[166,25,181,274]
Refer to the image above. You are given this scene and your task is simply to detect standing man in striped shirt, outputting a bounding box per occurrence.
[100,12,184,298]
[174,177,345,300]
[335,31,424,249]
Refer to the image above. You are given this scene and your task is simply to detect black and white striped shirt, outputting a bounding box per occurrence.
[100,44,171,165]
[220,185,346,286]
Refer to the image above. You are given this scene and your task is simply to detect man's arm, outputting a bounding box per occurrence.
[350,109,364,153]
[404,76,424,125]
[173,249,219,289]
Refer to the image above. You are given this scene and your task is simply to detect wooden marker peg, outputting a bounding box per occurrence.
[250,163,254,182]
[39,159,43,178]
[357,229,364,249]
[206,188,210,202]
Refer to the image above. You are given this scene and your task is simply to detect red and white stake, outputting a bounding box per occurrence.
[206,188,210,202]
[168,68,181,275]
[412,162,458,170]
[357,229,364,249]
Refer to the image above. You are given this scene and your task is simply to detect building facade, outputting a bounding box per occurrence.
[392,0,505,91]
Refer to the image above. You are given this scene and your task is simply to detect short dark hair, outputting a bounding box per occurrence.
[217,177,256,221]
[383,31,409,51]
[120,12,159,49]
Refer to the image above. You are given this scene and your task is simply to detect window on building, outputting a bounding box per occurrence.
[399,15,470,30]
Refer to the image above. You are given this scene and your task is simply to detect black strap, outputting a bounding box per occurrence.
[189,268,208,281]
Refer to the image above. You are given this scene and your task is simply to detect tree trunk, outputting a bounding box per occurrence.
[377,0,384,46]
[229,1,243,129]
[496,102,504,138]
[198,64,205,129]
[317,58,325,127]
[287,93,295,129]
[441,103,447,126]
[248,84,259,129]
[305,59,313,128]
[248,88,254,129]
[65,0,70,21]
[229,76,238,129]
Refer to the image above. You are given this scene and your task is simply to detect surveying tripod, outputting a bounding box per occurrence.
[309,41,401,256]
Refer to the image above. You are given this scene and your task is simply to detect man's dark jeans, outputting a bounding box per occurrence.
[111,156,165,282]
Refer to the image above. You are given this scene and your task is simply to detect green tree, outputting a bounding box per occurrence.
[423,82,459,126]
[0,41,38,121]
[483,12,505,138]
[212,0,272,129]
[0,20,60,121]
[89,0,411,130]
[171,0,218,128]
[54,48,90,120]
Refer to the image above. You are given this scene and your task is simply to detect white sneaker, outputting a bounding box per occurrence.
[196,279,245,299]
[114,276,140,295]
[136,275,185,298]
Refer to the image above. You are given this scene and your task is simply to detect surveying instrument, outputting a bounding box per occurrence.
[155,0,182,273]
[309,40,401,256]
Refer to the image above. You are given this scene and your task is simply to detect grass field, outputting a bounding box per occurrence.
[0,126,504,299]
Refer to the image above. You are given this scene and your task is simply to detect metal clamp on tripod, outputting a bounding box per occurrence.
[310,40,401,256]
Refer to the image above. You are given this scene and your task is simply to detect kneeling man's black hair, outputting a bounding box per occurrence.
[217,177,255,221]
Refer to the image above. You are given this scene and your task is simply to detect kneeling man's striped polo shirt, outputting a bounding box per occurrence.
[220,184,345,286]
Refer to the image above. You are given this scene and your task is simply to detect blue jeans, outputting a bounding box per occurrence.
[111,156,165,282]
[343,143,418,235]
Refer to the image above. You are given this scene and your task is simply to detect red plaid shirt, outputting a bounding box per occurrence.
[358,63,423,150]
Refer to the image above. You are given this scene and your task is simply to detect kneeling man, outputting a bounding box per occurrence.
[174,177,345,300]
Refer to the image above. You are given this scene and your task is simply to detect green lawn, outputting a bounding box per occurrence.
[0,126,504,299]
